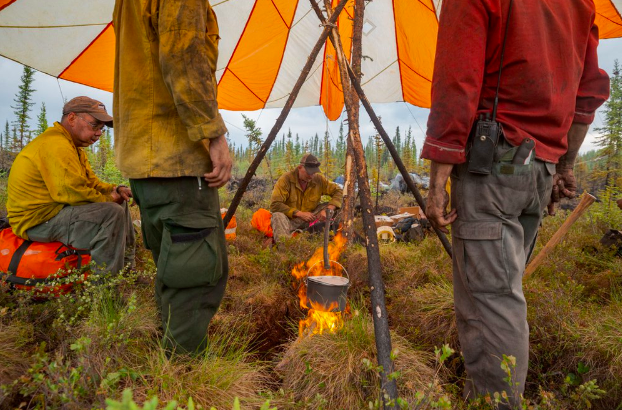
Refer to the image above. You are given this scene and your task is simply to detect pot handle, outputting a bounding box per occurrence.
[306,259,349,281]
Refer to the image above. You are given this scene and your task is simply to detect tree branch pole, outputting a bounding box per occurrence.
[340,0,364,241]
[311,1,398,407]
[223,0,349,227]
[344,64,453,258]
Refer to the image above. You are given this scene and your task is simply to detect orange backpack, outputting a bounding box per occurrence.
[0,228,90,296]
[251,208,273,238]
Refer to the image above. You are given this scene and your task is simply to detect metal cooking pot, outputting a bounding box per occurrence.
[305,261,349,312]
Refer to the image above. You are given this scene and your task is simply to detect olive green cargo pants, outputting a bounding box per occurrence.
[450,139,554,408]
[130,177,228,355]
[27,201,136,274]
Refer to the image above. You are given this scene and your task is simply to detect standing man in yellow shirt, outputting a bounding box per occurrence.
[113,0,232,355]
[6,96,135,275]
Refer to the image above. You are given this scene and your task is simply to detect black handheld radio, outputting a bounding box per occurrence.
[467,0,513,175]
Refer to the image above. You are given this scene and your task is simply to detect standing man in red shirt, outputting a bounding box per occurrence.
[421,0,610,406]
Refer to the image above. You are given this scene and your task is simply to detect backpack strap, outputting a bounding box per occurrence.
[55,248,90,269]
[7,239,32,276]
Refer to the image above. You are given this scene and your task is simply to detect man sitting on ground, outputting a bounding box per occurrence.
[6,96,135,276]
[270,154,343,243]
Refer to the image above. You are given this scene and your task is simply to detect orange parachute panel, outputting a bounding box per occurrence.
[594,0,622,39]
[60,23,115,92]
[393,0,438,108]
[0,0,16,12]
[218,0,299,111]
[320,0,355,121]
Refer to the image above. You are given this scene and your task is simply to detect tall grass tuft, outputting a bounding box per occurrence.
[276,302,438,409]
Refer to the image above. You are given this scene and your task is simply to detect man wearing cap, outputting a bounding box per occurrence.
[6,96,136,276]
[270,154,343,243]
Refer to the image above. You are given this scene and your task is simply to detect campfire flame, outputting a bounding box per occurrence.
[292,233,349,337]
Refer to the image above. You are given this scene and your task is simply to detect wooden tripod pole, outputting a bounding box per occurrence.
[223,0,349,227]
[524,192,596,277]
[344,64,453,258]
[310,0,398,406]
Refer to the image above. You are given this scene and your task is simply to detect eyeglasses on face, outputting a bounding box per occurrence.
[75,114,106,133]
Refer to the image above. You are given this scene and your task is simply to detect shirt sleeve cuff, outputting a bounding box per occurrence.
[572,110,595,125]
[420,137,467,164]
[287,208,297,219]
[187,113,228,141]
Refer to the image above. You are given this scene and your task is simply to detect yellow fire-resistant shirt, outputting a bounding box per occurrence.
[112,0,228,178]
[6,123,114,239]
[270,169,344,219]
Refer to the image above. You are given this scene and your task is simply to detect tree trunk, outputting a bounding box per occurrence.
[314,1,399,407]
[340,0,363,241]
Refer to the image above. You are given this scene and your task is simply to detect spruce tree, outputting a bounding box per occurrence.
[11,66,36,151]
[242,114,263,162]
[3,121,9,152]
[594,60,622,187]
[393,126,401,154]
[36,102,48,135]
[403,132,413,170]
[323,130,334,179]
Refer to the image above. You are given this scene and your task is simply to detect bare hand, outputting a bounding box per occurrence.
[203,135,232,188]
[426,187,457,233]
[296,211,316,222]
[427,161,457,233]
[316,207,335,222]
[118,186,133,203]
[110,190,123,205]
[547,168,577,215]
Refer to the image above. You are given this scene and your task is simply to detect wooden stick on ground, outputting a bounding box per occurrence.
[524,192,596,277]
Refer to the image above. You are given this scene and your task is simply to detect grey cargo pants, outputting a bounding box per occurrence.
[27,201,136,275]
[271,203,330,242]
[450,140,554,408]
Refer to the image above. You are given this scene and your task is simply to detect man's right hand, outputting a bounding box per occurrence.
[110,190,124,205]
[295,211,316,222]
[427,161,457,233]
[203,135,232,188]
[547,167,578,215]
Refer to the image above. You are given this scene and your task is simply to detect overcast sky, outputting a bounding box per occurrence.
[0,37,620,154]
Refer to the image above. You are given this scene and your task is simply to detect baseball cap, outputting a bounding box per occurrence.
[63,96,113,127]
[300,153,321,175]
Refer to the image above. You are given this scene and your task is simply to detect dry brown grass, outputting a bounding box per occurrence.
[391,281,457,350]
[117,344,271,409]
[0,320,33,387]
[276,307,438,409]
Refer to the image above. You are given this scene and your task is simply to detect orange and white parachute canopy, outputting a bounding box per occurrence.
[0,0,620,120]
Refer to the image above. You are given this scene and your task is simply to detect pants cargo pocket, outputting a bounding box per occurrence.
[453,220,510,294]
[157,217,223,289]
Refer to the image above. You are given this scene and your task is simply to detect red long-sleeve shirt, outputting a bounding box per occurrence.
[421,0,610,164]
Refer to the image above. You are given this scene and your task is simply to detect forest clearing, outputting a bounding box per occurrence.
[0,177,621,409]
